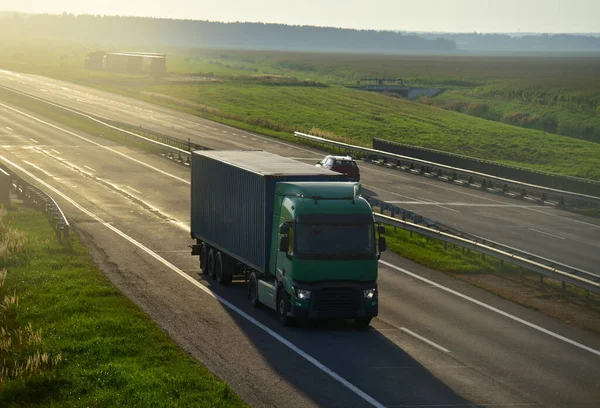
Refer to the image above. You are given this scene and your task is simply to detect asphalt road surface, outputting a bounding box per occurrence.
[1,98,599,407]
[0,69,598,276]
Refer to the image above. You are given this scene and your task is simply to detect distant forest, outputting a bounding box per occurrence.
[419,32,600,51]
[0,13,455,53]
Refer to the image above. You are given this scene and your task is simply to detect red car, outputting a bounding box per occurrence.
[316,155,360,182]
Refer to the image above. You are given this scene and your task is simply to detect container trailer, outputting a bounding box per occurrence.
[190,150,386,327]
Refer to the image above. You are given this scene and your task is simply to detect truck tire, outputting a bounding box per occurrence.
[277,287,295,327]
[207,248,216,280]
[200,243,208,275]
[354,318,372,329]
[248,273,260,308]
[215,252,233,286]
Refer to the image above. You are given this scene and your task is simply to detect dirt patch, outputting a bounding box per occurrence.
[457,273,600,334]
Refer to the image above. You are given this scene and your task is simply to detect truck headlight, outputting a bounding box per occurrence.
[293,287,311,300]
[363,288,377,299]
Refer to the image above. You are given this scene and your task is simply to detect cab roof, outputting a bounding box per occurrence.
[277,181,360,199]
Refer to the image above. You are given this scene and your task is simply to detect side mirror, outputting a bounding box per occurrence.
[279,223,290,235]
[378,236,387,252]
[377,225,386,235]
[279,236,289,252]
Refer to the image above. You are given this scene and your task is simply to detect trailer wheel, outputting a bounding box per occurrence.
[248,273,260,308]
[200,243,208,275]
[215,252,233,286]
[207,248,216,280]
[277,287,295,327]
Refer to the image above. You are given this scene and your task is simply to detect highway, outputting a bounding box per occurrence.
[1,92,599,407]
[0,69,599,276]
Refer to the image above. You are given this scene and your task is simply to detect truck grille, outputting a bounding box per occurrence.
[314,288,360,312]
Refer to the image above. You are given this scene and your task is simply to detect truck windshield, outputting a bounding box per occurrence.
[295,223,375,259]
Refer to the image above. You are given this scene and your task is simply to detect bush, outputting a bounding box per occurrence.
[0,208,28,267]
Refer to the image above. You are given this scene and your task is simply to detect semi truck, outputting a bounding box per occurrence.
[190,150,386,328]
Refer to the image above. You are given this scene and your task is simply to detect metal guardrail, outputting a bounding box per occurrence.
[375,213,600,295]
[367,199,600,294]
[373,137,600,197]
[366,195,600,287]
[294,131,600,209]
[0,164,70,241]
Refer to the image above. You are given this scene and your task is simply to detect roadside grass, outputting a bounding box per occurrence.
[140,82,600,180]
[0,206,246,407]
[1,40,600,180]
[426,86,600,143]
[383,223,519,275]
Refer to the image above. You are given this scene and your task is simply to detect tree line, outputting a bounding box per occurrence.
[418,32,600,51]
[0,13,456,52]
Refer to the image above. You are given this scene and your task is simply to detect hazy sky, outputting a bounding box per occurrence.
[2,0,599,33]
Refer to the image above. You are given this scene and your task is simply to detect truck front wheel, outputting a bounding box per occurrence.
[277,287,295,327]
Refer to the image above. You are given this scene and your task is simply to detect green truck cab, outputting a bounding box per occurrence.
[190,150,385,328]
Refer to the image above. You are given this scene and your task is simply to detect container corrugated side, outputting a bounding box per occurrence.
[191,153,267,272]
[191,153,349,274]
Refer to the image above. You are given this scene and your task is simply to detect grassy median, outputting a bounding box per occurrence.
[0,206,246,407]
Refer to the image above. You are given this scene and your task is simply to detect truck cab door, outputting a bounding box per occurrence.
[276,223,294,286]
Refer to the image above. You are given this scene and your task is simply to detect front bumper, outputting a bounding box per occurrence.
[290,281,378,319]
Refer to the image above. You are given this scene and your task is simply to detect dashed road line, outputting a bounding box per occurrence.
[528,228,566,240]
[400,327,451,353]
[380,260,600,357]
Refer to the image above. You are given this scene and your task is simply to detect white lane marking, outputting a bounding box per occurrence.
[393,170,600,230]
[0,154,386,408]
[22,160,44,172]
[125,185,142,194]
[51,149,61,155]
[380,260,600,357]
[369,178,599,231]
[217,122,319,156]
[29,138,39,144]
[5,126,12,131]
[241,135,247,138]
[232,133,237,136]
[416,196,460,213]
[0,102,190,186]
[527,228,566,240]
[362,183,422,201]
[526,207,600,229]
[400,327,450,353]
[222,130,228,133]
[84,165,96,172]
[385,404,540,407]
[386,201,536,208]
[251,138,257,141]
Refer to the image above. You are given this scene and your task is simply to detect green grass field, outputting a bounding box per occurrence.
[0,206,246,407]
[1,39,599,180]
